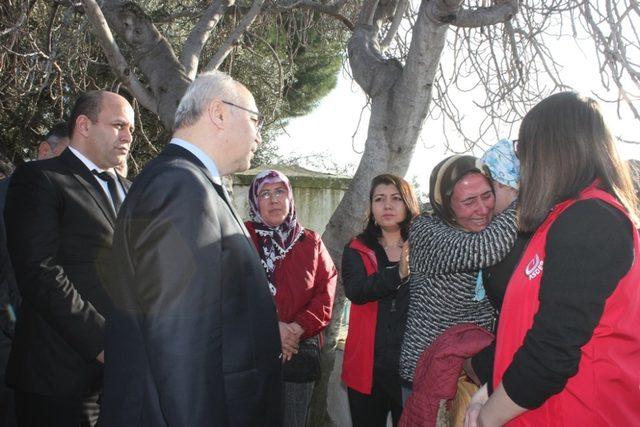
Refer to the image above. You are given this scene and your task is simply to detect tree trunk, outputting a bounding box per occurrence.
[311,1,462,425]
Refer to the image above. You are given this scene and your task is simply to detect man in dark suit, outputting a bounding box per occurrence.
[4,91,134,426]
[37,122,70,160]
[100,71,282,426]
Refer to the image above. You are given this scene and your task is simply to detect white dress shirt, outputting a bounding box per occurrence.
[68,146,125,210]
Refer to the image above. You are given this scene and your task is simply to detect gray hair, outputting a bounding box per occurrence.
[173,71,241,130]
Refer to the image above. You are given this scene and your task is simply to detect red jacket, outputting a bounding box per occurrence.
[341,238,378,394]
[246,222,337,340]
[400,323,494,427]
[494,183,640,426]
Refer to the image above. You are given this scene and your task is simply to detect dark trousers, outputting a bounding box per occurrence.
[283,381,314,427]
[14,390,100,427]
[347,368,403,427]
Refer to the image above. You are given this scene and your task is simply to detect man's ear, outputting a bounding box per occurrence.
[208,99,225,129]
[75,115,92,138]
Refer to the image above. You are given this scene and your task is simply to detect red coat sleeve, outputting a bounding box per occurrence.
[293,233,337,339]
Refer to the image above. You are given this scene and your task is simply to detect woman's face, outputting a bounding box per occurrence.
[371,183,407,232]
[450,172,495,232]
[257,181,290,227]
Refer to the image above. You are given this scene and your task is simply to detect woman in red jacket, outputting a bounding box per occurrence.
[341,174,420,427]
[465,92,640,426]
[245,169,337,427]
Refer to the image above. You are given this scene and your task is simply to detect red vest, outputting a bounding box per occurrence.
[493,183,640,426]
[341,239,378,394]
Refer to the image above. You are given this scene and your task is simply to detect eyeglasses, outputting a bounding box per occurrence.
[259,188,287,201]
[222,101,264,131]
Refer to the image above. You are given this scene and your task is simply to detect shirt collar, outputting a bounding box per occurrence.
[169,137,221,183]
[68,146,115,175]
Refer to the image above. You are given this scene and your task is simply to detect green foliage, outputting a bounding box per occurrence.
[0,1,347,171]
[282,39,343,118]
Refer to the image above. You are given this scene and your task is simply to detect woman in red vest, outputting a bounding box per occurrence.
[465,92,640,426]
[341,174,420,427]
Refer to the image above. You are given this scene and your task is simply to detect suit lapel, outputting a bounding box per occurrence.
[59,149,116,227]
[162,145,249,237]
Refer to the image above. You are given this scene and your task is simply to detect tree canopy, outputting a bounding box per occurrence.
[0,0,347,169]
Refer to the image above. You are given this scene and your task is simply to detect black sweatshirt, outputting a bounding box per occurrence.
[473,199,633,409]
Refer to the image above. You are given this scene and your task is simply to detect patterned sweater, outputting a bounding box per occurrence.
[399,203,518,383]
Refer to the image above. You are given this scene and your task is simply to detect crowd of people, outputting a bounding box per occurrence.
[0,71,639,427]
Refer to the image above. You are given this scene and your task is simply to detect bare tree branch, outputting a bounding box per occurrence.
[99,0,191,128]
[0,0,29,38]
[205,0,265,71]
[451,1,519,28]
[245,30,284,117]
[380,0,408,51]
[272,0,354,30]
[358,0,380,27]
[80,0,157,112]
[180,0,233,79]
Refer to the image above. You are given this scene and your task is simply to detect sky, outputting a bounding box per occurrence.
[275,31,640,197]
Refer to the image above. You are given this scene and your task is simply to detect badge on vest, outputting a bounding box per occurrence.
[524,254,544,280]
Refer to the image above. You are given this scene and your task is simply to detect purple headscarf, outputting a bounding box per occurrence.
[248,170,304,295]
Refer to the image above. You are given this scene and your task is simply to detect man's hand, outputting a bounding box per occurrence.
[96,351,105,364]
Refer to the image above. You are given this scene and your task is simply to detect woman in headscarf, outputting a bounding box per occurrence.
[245,170,337,427]
[399,155,518,395]
[467,139,528,387]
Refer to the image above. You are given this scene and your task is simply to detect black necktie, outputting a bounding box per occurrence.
[93,170,122,213]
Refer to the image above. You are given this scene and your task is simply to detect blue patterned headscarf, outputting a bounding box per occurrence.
[481,138,520,189]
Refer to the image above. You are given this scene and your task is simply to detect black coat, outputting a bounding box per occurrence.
[0,178,20,339]
[100,144,282,426]
[4,148,130,397]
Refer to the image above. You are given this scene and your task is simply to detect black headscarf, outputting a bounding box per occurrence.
[429,154,493,227]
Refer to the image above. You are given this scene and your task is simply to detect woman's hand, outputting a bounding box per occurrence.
[464,383,489,427]
[399,241,410,280]
[279,322,304,362]
[279,322,298,361]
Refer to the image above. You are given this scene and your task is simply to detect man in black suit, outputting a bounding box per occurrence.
[37,122,70,160]
[100,71,282,426]
[4,91,134,426]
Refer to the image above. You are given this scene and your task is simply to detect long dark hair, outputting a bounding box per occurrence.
[518,91,638,232]
[358,174,420,248]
